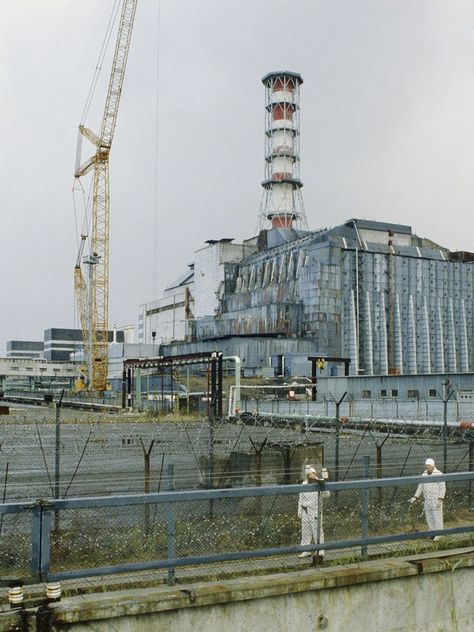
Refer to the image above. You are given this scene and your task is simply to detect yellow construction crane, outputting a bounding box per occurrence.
[74,0,138,391]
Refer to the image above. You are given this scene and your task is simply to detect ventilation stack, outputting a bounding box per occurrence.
[260,71,307,230]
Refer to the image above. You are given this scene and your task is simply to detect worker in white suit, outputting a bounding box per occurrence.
[409,457,446,541]
[297,466,330,560]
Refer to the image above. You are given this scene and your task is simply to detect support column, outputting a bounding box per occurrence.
[364,291,373,376]
[446,298,457,372]
[379,293,388,375]
[435,299,445,372]
[459,300,469,372]
[407,295,417,374]
[394,294,403,374]
[349,291,359,375]
[421,296,431,373]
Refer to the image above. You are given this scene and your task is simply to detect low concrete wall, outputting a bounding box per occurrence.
[4,548,474,631]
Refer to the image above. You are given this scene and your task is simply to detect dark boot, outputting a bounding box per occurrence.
[311,554,324,567]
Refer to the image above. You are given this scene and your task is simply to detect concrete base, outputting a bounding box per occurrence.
[4,548,474,631]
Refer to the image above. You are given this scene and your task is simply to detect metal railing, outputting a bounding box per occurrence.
[1,470,474,586]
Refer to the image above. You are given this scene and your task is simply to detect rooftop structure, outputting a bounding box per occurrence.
[6,340,44,359]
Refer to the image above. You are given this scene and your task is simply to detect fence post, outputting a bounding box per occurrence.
[217,353,223,418]
[376,445,383,506]
[469,441,474,510]
[32,504,42,582]
[165,464,176,586]
[54,390,65,533]
[40,508,51,582]
[443,397,448,472]
[361,456,370,560]
[334,392,347,502]
[373,434,389,507]
[140,438,155,535]
[441,380,454,473]
[32,501,51,582]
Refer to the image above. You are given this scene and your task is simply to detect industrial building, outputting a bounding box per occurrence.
[6,341,44,359]
[44,328,128,362]
[139,71,474,380]
[6,328,129,362]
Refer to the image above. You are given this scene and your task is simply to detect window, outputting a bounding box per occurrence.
[407,390,419,399]
[391,389,398,397]
[429,389,437,397]
[362,390,371,398]
[380,389,387,397]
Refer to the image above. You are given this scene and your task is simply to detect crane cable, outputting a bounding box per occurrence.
[80,0,121,125]
[72,176,94,255]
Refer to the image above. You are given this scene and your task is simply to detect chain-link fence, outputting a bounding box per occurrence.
[2,404,474,592]
[1,471,474,587]
[1,408,474,503]
[0,411,325,501]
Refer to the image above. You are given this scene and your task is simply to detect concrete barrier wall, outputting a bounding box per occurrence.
[4,548,474,631]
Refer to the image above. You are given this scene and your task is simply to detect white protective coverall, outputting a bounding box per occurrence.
[298,480,330,554]
[414,467,446,531]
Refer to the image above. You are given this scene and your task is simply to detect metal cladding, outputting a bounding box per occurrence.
[171,220,474,377]
[260,71,307,230]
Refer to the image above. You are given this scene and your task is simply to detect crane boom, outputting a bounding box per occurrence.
[74,0,138,391]
[100,0,137,148]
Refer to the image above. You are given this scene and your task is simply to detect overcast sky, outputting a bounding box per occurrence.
[1,0,473,354]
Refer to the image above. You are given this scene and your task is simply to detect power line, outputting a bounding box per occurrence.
[152,0,162,303]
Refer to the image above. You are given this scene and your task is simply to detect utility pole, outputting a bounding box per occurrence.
[334,392,347,484]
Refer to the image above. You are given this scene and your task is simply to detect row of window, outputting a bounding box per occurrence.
[361,388,439,399]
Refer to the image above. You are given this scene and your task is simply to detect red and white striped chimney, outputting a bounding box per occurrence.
[260,71,307,230]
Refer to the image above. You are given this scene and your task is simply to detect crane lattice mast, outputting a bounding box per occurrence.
[74,0,138,391]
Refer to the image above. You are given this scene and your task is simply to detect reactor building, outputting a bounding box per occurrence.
[138,71,474,380]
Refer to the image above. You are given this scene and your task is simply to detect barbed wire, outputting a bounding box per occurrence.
[1,403,474,506]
